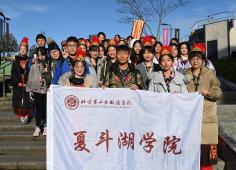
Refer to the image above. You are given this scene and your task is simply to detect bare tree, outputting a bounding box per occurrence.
[117,0,155,35]
[117,0,191,39]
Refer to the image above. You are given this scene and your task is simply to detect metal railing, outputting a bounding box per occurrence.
[0,61,12,97]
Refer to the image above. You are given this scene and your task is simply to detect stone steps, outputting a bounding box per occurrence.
[0,120,35,125]
[0,108,13,112]
[0,141,46,155]
[0,116,17,122]
[0,133,45,141]
[0,158,45,170]
[0,111,46,170]
[0,97,13,112]
[0,162,45,170]
[0,124,35,131]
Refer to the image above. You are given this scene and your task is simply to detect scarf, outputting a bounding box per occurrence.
[192,68,202,92]
[69,77,84,86]
[163,71,174,93]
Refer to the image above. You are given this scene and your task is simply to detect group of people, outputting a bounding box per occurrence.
[10,32,221,170]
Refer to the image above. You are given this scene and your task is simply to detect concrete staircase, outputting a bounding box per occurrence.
[0,96,13,112]
[0,108,46,169]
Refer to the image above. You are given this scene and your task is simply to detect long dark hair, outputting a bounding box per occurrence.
[97,32,106,40]
[72,60,87,76]
[99,44,107,56]
[153,41,163,55]
[130,40,143,66]
[107,45,117,59]
[170,43,179,59]
[141,46,155,62]
[169,38,179,45]
[88,45,100,58]
[178,41,191,55]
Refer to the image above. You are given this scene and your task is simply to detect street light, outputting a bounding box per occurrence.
[0,10,10,35]
[0,10,4,65]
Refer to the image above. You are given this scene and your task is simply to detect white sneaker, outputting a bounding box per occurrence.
[33,127,41,137]
[19,117,26,125]
[43,127,47,136]
[24,115,29,124]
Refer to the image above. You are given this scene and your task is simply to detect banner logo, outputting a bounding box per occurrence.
[64,95,79,110]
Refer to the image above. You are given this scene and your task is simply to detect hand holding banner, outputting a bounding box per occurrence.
[47,86,203,170]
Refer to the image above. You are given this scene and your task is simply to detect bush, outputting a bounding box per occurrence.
[212,57,236,83]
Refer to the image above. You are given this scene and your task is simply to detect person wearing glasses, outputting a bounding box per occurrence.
[54,36,85,84]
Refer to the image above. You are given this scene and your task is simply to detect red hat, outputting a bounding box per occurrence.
[160,46,172,56]
[159,46,174,61]
[189,43,206,60]
[91,36,99,46]
[79,38,86,45]
[108,39,116,46]
[192,43,206,53]
[75,49,86,61]
[20,37,29,48]
[142,35,153,47]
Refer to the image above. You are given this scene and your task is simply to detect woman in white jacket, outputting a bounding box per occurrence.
[148,46,187,93]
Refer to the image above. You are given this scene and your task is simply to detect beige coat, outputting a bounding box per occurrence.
[185,66,222,144]
[58,71,97,88]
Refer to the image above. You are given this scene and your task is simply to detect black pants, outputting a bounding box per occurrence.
[33,93,47,127]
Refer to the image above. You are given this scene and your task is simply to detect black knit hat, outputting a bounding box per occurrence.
[48,42,60,52]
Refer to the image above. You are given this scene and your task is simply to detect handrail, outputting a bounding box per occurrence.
[0,61,12,97]
[0,62,12,70]
[0,61,9,68]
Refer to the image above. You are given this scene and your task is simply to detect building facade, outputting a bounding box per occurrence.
[205,19,236,59]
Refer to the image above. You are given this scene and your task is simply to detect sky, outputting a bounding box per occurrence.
[1,0,236,46]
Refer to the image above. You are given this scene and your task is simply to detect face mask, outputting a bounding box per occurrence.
[181,55,188,61]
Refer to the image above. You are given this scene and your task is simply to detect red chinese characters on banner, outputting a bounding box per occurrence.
[118,132,135,150]
[163,136,182,155]
[139,132,157,153]
[73,130,182,155]
[73,131,90,153]
[95,129,113,153]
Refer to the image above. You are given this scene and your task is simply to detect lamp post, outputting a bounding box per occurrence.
[0,10,10,35]
[0,10,4,64]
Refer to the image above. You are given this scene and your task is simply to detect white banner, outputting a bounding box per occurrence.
[47,86,204,170]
